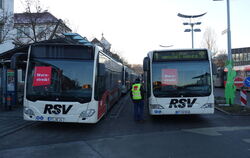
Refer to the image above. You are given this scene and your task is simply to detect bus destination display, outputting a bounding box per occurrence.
[153,50,208,61]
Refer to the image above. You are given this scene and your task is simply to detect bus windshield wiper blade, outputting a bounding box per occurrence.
[60,95,89,104]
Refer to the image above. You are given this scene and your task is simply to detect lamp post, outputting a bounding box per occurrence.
[213,0,232,61]
[178,13,206,49]
[159,45,173,48]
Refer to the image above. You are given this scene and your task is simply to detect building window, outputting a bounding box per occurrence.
[0,24,3,42]
[17,27,22,38]
[0,0,3,9]
[16,27,30,38]
[233,54,236,61]
[24,27,30,36]
[38,26,44,33]
[248,53,250,61]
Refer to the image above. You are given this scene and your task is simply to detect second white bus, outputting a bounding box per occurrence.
[143,49,214,115]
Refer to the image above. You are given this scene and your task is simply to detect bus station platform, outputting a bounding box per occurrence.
[0,105,34,138]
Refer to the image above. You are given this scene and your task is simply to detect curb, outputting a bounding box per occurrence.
[215,106,231,115]
[215,106,250,116]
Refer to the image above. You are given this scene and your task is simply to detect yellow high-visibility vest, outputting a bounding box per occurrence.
[132,83,142,100]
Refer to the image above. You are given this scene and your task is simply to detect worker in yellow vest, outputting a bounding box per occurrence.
[130,78,144,122]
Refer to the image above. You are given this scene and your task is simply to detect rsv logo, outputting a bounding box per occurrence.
[169,98,197,108]
[44,104,73,114]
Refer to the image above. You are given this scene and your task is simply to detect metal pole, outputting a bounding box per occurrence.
[191,24,194,49]
[227,0,232,61]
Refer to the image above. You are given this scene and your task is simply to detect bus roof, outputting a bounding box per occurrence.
[146,48,209,57]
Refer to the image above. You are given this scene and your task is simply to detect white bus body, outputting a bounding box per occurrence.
[143,49,214,115]
[24,43,125,123]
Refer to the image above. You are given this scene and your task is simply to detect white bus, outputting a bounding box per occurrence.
[24,43,124,123]
[143,49,214,115]
[121,66,137,95]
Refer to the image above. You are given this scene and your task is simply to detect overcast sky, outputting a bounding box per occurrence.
[14,0,250,64]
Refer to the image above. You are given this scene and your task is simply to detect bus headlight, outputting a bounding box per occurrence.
[201,103,214,108]
[24,108,35,117]
[80,109,96,118]
[150,104,164,109]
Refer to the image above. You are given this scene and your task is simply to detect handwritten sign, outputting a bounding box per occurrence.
[33,66,52,86]
[162,69,178,85]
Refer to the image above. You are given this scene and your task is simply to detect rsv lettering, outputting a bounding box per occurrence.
[44,104,73,114]
[169,98,197,108]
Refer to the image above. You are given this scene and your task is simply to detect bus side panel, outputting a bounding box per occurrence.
[97,91,109,119]
[95,51,123,120]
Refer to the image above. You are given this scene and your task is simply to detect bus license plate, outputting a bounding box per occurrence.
[48,117,64,122]
[175,110,190,114]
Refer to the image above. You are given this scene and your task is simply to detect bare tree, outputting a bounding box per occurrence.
[110,49,128,65]
[12,0,71,46]
[201,27,218,57]
[213,50,228,67]
[0,10,14,43]
[131,64,143,74]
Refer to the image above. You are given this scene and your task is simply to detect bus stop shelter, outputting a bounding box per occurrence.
[0,35,91,110]
[0,45,29,109]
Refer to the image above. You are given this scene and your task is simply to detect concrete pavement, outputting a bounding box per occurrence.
[0,106,34,137]
[0,126,250,158]
[214,88,250,106]
[0,90,250,158]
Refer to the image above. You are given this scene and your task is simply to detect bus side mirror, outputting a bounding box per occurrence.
[143,57,149,71]
[99,63,105,76]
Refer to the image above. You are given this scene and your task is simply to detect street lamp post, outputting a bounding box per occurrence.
[214,0,232,61]
[178,13,206,49]
[159,44,173,48]
[214,0,234,105]
[183,23,201,48]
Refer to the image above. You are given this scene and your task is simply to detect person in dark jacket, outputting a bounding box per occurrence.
[130,78,144,121]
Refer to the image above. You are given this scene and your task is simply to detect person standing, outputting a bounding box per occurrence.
[130,78,144,122]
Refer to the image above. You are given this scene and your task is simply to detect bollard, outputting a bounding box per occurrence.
[240,89,247,106]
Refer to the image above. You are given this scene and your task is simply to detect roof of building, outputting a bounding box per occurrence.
[13,11,72,32]
[14,11,58,24]
[91,38,104,47]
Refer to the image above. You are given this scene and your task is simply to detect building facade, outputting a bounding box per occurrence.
[13,12,71,47]
[1,0,71,53]
[232,47,250,66]
[0,0,15,53]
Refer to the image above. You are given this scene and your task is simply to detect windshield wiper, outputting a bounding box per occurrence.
[27,94,55,102]
[70,96,88,104]
[59,95,90,104]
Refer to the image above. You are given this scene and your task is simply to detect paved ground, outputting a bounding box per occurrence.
[0,90,250,158]
[214,87,250,106]
[0,106,34,138]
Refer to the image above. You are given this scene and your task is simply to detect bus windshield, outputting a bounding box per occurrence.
[152,60,211,97]
[26,58,94,103]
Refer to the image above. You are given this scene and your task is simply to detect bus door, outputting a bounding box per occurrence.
[0,68,2,106]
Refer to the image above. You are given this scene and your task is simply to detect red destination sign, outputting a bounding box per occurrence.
[33,66,52,87]
[162,69,178,85]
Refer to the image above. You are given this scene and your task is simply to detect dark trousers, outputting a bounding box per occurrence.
[133,100,144,121]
